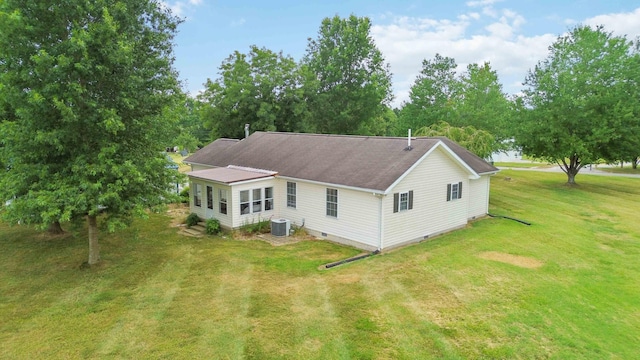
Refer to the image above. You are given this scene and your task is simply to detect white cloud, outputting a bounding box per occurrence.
[466,0,504,7]
[371,5,640,107]
[161,0,203,18]
[584,7,640,38]
[371,5,554,107]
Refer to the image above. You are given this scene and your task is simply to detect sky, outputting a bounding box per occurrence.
[164,0,640,107]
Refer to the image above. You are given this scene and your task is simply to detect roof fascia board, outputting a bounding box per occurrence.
[436,142,480,179]
[384,141,479,195]
[187,174,275,186]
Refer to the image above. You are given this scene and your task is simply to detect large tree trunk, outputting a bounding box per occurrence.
[47,221,64,235]
[560,154,583,185]
[88,215,100,265]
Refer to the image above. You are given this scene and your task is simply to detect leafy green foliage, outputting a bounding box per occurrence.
[416,121,496,159]
[239,217,271,235]
[303,15,393,135]
[397,54,459,133]
[199,46,309,139]
[0,0,182,263]
[516,25,640,184]
[205,218,221,235]
[397,56,512,153]
[186,213,200,227]
[179,186,190,204]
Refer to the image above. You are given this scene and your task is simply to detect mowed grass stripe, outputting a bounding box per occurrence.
[1,169,639,358]
[95,245,195,358]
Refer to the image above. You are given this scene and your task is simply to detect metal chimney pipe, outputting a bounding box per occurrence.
[244,124,249,139]
[408,128,411,148]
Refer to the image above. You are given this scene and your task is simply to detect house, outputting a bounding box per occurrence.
[184,132,499,251]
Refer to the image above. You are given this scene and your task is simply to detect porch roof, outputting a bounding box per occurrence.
[187,166,277,184]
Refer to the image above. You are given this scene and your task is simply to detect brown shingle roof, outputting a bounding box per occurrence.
[184,138,239,166]
[185,132,498,192]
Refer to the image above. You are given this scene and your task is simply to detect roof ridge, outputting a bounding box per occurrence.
[257,131,433,141]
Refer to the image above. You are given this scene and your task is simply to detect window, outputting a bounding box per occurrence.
[287,182,296,208]
[240,190,250,214]
[206,186,213,210]
[219,189,228,215]
[194,183,202,207]
[240,187,273,215]
[252,188,262,213]
[393,191,413,213]
[265,187,274,211]
[326,188,338,217]
[447,182,463,201]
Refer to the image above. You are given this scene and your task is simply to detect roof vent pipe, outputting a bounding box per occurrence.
[405,129,413,151]
[244,124,250,139]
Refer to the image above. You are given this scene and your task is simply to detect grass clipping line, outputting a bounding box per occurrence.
[477,251,543,269]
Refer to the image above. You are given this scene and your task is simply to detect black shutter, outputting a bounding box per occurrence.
[447,184,451,201]
[458,182,463,199]
[393,193,399,213]
[408,191,414,210]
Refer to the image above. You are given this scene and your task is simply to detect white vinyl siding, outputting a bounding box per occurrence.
[278,180,379,249]
[189,179,232,229]
[468,176,490,219]
[384,147,469,249]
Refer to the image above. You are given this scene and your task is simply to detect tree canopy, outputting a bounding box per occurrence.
[0,0,183,264]
[516,25,640,184]
[303,15,393,135]
[397,56,512,156]
[415,121,496,159]
[199,46,309,139]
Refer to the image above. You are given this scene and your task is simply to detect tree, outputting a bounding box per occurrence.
[457,62,512,141]
[171,96,208,153]
[0,0,182,265]
[516,25,639,184]
[199,46,309,139]
[396,54,459,134]
[416,121,496,159]
[303,15,393,135]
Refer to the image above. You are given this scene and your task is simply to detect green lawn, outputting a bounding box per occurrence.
[1,170,639,359]
[596,166,640,175]
[168,152,191,173]
[494,161,554,168]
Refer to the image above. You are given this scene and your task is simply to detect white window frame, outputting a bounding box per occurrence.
[240,187,274,215]
[326,188,338,218]
[286,182,296,208]
[399,192,409,211]
[447,182,463,201]
[218,188,228,215]
[265,187,274,211]
[194,183,202,207]
[240,190,250,214]
[206,185,214,210]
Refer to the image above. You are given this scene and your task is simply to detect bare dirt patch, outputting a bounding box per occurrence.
[166,203,190,227]
[478,251,543,269]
